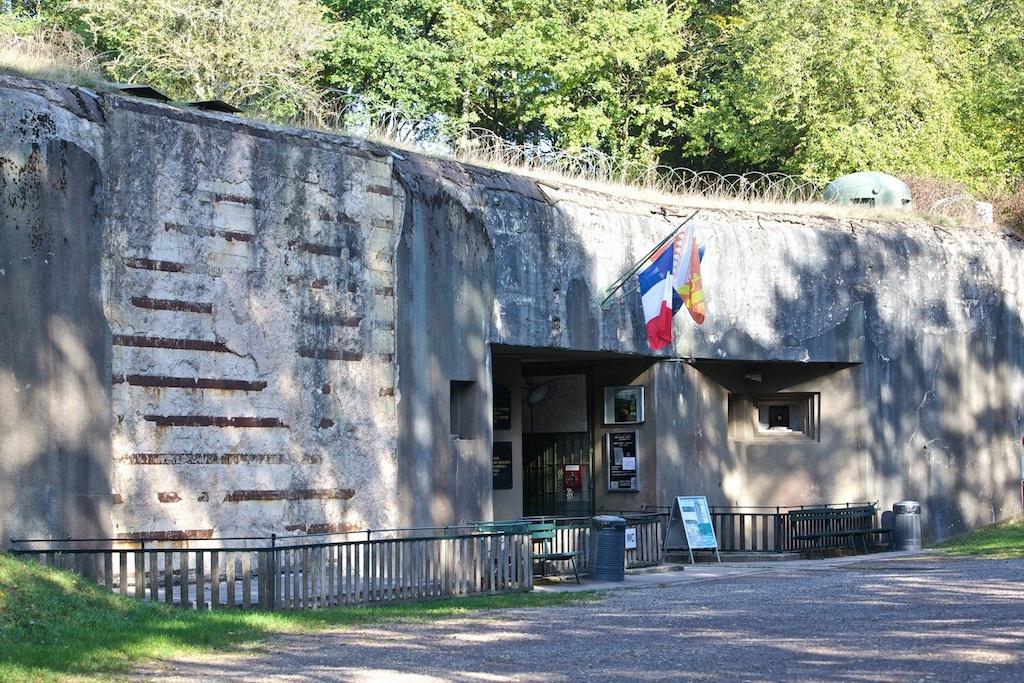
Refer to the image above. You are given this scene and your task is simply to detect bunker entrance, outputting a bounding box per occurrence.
[491,347,658,521]
[491,351,597,519]
[521,367,594,518]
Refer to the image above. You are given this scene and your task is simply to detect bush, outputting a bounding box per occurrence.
[996,185,1024,234]
[65,0,334,121]
[0,13,103,88]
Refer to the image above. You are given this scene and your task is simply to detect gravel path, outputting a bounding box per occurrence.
[137,556,1024,682]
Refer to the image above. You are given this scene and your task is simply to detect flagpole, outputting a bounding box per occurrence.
[599,210,699,310]
[602,232,717,307]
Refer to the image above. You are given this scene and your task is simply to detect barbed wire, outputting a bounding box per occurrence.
[308,94,979,216]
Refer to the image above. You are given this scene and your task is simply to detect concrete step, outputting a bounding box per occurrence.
[665,550,803,563]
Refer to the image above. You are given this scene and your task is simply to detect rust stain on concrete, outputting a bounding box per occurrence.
[296,347,363,361]
[119,374,267,391]
[131,296,214,314]
[223,488,356,503]
[143,416,286,428]
[123,257,185,272]
[117,529,215,541]
[113,335,232,353]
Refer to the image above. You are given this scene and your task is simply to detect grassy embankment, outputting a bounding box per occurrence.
[933,519,1024,559]
[0,552,599,681]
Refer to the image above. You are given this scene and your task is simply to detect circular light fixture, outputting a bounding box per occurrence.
[527,381,555,405]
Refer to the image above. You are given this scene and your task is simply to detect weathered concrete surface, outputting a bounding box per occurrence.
[1,75,403,542]
[132,555,1024,682]
[100,96,404,539]
[1,74,1022,543]
[0,79,110,546]
[394,158,1024,538]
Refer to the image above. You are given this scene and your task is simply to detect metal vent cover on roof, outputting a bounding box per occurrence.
[111,84,171,102]
[187,100,243,114]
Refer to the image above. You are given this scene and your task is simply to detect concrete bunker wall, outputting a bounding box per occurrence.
[0,81,110,547]
[2,76,1022,544]
[1,77,404,543]
[396,157,1024,539]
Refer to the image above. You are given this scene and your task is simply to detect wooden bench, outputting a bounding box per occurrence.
[789,505,894,558]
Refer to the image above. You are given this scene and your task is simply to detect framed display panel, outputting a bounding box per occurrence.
[492,441,513,490]
[603,386,645,425]
[605,430,640,492]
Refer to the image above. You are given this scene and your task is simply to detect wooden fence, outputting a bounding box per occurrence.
[11,531,533,610]
[525,513,664,570]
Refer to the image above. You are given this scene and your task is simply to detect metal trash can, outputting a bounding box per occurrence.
[589,515,627,582]
[893,501,922,551]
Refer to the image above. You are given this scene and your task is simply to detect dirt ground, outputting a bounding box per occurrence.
[135,555,1024,682]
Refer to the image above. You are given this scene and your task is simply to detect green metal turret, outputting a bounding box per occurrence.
[823,172,912,209]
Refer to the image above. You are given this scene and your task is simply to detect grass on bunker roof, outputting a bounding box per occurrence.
[0,553,601,682]
[933,519,1024,559]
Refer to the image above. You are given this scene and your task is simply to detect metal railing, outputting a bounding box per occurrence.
[708,502,880,553]
[519,511,664,569]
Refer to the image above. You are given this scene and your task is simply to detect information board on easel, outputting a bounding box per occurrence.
[663,496,721,564]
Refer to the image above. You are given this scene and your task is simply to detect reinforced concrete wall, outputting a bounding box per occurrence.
[2,75,1022,544]
[1,76,402,544]
[395,156,1024,539]
[0,88,110,546]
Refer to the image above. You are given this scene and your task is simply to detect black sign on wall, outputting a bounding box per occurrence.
[492,441,514,490]
[605,431,639,492]
[493,382,512,431]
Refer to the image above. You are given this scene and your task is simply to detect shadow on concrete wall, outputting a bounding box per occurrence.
[0,138,112,546]
[764,221,1024,539]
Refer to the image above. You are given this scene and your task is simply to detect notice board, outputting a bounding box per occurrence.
[492,442,513,490]
[605,431,639,492]
[493,382,512,430]
[663,495,721,563]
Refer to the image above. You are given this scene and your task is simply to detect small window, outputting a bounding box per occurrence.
[767,405,791,430]
[753,393,819,440]
[450,380,477,439]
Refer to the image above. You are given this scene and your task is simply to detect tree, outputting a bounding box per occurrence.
[681,0,1006,188]
[677,0,1024,195]
[323,1,701,166]
[61,0,333,121]
[953,0,1024,194]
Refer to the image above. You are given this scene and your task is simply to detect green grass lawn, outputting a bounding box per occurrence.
[933,519,1024,559]
[0,553,601,681]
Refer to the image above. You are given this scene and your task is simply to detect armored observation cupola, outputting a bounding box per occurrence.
[823,171,912,209]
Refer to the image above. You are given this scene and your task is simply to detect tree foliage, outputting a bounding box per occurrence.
[681,0,1021,192]
[59,0,332,120]
[325,1,700,164]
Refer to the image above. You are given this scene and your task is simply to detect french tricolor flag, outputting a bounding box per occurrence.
[638,236,681,351]
[638,227,705,350]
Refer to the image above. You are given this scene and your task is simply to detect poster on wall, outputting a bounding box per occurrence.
[493,382,512,430]
[603,386,645,425]
[492,442,513,489]
[605,431,639,492]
